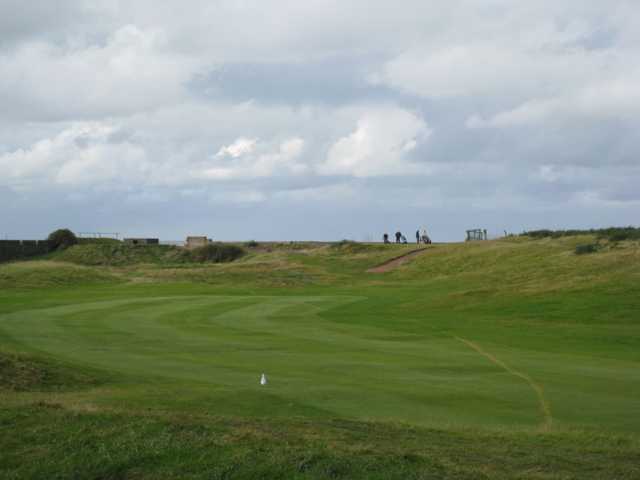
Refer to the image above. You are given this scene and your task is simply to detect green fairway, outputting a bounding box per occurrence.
[1,237,640,478]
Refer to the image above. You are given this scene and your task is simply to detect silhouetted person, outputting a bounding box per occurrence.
[383,233,390,244]
[395,231,402,243]
[416,230,420,244]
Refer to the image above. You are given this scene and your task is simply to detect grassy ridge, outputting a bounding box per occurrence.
[52,242,245,266]
[1,236,639,478]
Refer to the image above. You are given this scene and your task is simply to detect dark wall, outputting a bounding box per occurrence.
[124,238,159,245]
[0,240,51,263]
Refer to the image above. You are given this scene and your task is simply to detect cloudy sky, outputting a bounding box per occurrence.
[1,1,639,241]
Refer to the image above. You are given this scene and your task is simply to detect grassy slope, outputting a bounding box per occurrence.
[1,237,639,479]
[0,351,107,392]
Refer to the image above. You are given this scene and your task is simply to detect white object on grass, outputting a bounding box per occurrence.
[260,373,267,385]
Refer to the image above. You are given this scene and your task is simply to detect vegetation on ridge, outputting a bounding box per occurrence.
[51,242,246,266]
[523,225,640,241]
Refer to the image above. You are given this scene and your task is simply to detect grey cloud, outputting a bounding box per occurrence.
[0,1,112,49]
[190,55,405,106]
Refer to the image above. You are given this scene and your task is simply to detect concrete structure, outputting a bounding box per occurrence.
[124,238,159,246]
[186,236,211,249]
[466,229,488,241]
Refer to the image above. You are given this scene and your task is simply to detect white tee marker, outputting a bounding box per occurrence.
[260,373,268,386]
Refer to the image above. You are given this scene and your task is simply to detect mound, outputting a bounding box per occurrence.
[330,240,387,254]
[53,243,179,266]
[0,351,103,392]
[54,243,246,266]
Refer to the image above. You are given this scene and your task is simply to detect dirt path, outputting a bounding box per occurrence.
[456,336,553,431]
[366,248,429,273]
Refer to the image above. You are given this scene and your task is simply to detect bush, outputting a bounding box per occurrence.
[523,226,640,242]
[188,244,245,263]
[245,240,259,248]
[606,228,640,242]
[575,243,599,255]
[47,229,78,251]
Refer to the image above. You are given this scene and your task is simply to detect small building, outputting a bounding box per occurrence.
[186,236,211,249]
[466,229,487,241]
[124,238,159,246]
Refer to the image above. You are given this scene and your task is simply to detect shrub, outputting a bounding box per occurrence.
[575,243,599,255]
[245,240,259,248]
[47,229,78,251]
[523,226,640,242]
[188,244,245,263]
[524,229,556,239]
[604,228,640,242]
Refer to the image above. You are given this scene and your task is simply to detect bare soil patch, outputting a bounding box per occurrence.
[366,248,429,273]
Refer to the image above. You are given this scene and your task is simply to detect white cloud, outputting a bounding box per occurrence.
[202,137,307,180]
[373,40,618,101]
[215,137,258,158]
[319,107,431,177]
[0,24,202,119]
[0,123,149,188]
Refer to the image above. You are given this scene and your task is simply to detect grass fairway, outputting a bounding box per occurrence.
[1,237,640,478]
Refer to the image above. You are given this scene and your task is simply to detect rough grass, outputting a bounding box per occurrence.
[53,243,246,266]
[2,405,638,479]
[0,261,120,289]
[0,351,104,392]
[52,243,179,265]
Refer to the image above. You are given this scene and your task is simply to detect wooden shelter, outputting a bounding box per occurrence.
[466,229,487,241]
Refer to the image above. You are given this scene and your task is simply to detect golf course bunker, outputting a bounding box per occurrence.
[0,294,547,428]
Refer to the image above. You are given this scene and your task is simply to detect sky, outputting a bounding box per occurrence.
[1,1,639,242]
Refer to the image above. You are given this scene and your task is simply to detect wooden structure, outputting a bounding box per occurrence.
[466,229,487,241]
